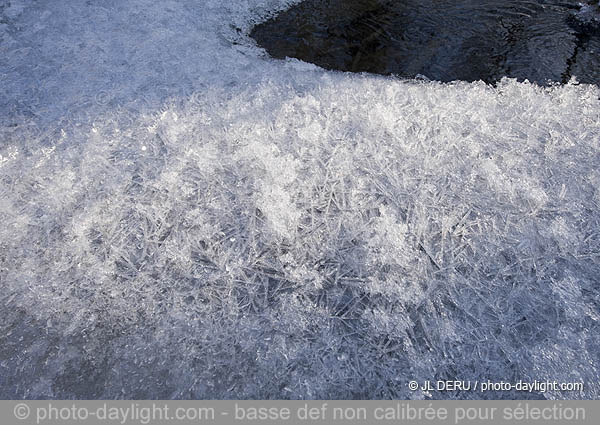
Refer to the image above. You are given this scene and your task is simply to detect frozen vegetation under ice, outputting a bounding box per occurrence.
[1,0,600,399]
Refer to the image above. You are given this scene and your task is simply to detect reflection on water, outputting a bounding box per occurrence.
[251,0,600,84]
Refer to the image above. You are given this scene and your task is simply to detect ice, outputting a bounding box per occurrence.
[1,0,599,399]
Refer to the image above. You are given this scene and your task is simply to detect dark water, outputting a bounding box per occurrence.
[251,0,600,84]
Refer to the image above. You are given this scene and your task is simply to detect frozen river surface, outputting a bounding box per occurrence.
[1,0,599,399]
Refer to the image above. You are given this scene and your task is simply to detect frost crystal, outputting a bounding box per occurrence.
[0,0,598,399]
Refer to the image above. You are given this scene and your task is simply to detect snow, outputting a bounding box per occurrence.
[1,0,599,399]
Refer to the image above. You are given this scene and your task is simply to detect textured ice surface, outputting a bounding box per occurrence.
[1,0,600,399]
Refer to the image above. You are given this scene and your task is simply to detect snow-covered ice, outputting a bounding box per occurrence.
[1,0,599,399]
